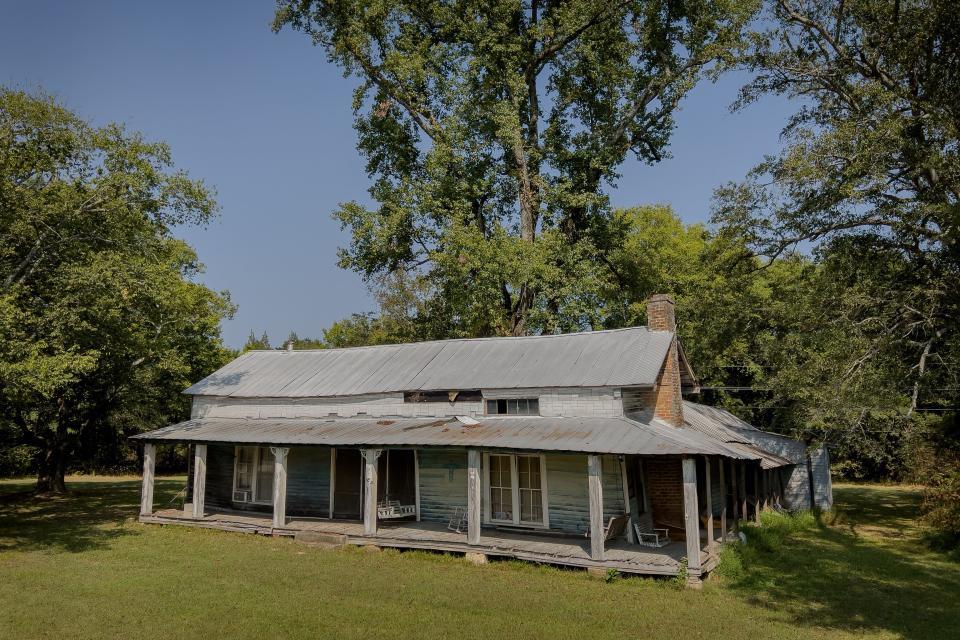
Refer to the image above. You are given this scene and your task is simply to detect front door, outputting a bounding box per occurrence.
[333,448,363,519]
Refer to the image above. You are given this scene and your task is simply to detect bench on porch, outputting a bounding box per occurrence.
[377,499,416,520]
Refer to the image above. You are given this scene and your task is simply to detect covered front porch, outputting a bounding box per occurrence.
[137,440,775,582]
[142,505,719,577]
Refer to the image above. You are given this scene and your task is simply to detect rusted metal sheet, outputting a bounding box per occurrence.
[131,414,754,458]
[682,401,794,468]
[184,327,673,398]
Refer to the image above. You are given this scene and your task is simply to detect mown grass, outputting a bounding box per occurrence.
[0,477,956,640]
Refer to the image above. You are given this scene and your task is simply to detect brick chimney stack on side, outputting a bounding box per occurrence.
[646,294,683,427]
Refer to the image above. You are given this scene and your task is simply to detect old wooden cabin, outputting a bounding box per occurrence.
[134,295,832,585]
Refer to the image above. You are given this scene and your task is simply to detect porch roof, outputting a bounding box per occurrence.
[131,415,755,458]
[682,401,793,468]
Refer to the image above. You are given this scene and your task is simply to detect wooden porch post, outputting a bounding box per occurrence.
[754,465,761,524]
[730,459,740,532]
[140,443,156,516]
[681,458,703,576]
[620,456,634,543]
[718,457,727,542]
[762,469,769,512]
[467,449,481,545]
[362,449,381,536]
[587,454,604,561]
[192,444,207,519]
[704,456,714,549]
[271,447,290,528]
[740,460,750,521]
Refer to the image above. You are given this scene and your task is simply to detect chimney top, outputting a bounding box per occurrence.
[646,294,676,332]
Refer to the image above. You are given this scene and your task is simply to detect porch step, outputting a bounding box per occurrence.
[294,531,348,549]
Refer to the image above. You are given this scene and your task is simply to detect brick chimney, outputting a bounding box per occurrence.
[646,294,683,426]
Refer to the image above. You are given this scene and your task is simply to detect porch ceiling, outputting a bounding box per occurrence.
[131,415,754,458]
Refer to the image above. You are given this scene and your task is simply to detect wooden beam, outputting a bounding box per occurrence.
[740,460,750,521]
[414,449,421,522]
[271,447,290,528]
[362,449,381,536]
[761,469,769,512]
[192,444,207,519]
[328,448,336,520]
[467,449,481,545]
[718,456,727,542]
[704,456,713,549]
[754,465,761,524]
[730,459,740,532]
[682,458,702,574]
[587,454,604,561]
[140,443,156,516]
[620,456,634,543]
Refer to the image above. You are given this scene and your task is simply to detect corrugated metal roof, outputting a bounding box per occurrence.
[184,327,673,398]
[131,414,754,458]
[682,401,793,468]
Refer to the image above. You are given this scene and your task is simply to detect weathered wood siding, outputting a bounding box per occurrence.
[544,454,624,535]
[191,387,625,420]
[417,449,468,523]
[287,447,331,517]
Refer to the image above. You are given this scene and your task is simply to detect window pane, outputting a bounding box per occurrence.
[486,399,497,414]
[518,456,543,524]
[528,399,539,415]
[235,447,254,492]
[497,399,507,414]
[489,455,513,521]
[256,448,274,503]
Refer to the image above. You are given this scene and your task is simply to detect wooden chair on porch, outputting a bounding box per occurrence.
[584,514,629,542]
[633,523,671,548]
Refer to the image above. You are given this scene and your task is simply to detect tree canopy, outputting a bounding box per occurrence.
[274,0,759,336]
[0,89,234,491]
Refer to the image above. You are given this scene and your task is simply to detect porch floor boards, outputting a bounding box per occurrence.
[145,508,715,576]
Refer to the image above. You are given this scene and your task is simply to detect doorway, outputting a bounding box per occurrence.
[332,448,363,520]
[378,449,417,508]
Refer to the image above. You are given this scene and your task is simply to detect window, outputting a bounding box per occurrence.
[489,455,513,521]
[484,452,548,527]
[485,398,539,415]
[233,446,274,504]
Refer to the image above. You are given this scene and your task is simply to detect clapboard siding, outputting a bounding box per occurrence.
[418,449,467,523]
[544,454,624,535]
[204,444,235,511]
[287,447,331,517]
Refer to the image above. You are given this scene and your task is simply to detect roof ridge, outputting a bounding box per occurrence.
[242,325,667,355]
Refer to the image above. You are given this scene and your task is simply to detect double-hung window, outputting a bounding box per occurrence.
[233,446,274,504]
[484,452,548,527]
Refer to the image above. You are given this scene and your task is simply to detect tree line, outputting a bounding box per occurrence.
[1,0,956,547]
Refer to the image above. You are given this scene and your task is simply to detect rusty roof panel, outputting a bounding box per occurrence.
[131,414,754,458]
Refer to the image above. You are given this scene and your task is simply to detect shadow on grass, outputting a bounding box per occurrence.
[0,478,183,553]
[727,486,960,640]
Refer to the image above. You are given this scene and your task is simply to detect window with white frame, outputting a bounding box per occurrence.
[485,398,539,415]
[233,446,274,504]
[484,452,548,527]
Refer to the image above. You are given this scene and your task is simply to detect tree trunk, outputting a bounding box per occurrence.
[35,438,68,494]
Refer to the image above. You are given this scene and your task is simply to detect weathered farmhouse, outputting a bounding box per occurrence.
[134,295,831,585]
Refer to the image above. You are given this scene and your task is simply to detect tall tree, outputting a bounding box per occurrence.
[275,0,758,336]
[0,89,234,492]
[714,0,960,418]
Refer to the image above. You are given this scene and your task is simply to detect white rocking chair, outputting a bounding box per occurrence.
[634,523,670,548]
[447,506,468,533]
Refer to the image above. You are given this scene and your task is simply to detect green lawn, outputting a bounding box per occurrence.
[0,477,956,640]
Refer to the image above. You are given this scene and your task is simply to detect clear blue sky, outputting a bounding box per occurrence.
[1,1,794,348]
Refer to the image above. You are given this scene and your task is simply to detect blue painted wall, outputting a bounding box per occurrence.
[417,449,468,524]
